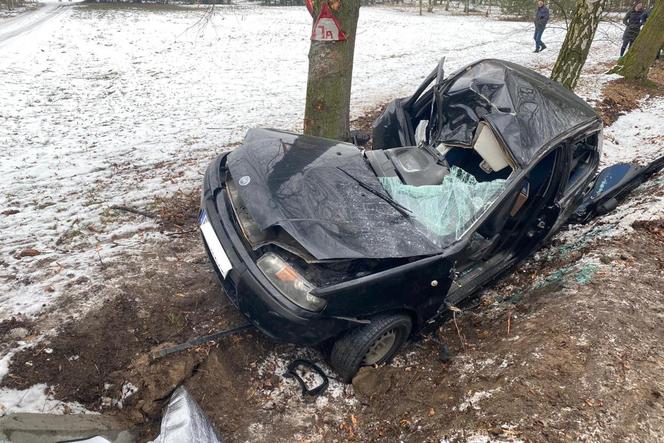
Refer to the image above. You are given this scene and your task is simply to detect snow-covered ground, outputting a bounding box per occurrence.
[0,3,662,416]
[0,2,40,22]
[0,5,624,320]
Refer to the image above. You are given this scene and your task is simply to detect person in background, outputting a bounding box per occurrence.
[534,0,550,53]
[620,1,645,57]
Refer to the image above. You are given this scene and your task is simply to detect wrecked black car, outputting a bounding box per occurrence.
[200,59,620,382]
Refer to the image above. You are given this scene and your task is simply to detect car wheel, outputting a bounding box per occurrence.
[329,314,412,383]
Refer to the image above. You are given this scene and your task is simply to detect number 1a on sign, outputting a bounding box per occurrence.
[311,3,347,41]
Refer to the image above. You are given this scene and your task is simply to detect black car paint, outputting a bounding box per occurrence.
[225,128,446,260]
[373,59,599,167]
[202,154,361,345]
[199,59,660,349]
[202,153,458,345]
[570,155,664,224]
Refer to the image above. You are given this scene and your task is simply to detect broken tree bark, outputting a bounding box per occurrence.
[303,0,361,141]
[550,0,607,90]
[611,0,664,82]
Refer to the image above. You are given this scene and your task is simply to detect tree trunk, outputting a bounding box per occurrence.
[612,0,664,81]
[550,0,606,90]
[303,0,361,141]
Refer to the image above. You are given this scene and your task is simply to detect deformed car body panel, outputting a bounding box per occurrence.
[198,58,664,359]
[226,128,446,260]
[202,152,458,345]
[570,155,664,224]
[374,59,599,168]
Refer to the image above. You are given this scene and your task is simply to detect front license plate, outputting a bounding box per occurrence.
[199,209,233,278]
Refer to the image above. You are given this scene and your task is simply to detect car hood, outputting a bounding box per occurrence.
[226,128,444,260]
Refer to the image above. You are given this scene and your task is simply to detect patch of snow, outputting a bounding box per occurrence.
[441,428,524,443]
[0,384,92,416]
[121,381,138,401]
[456,388,499,412]
[256,350,354,409]
[114,381,138,409]
[0,353,12,381]
[0,6,624,324]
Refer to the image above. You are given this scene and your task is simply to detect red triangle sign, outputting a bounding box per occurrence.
[311,3,347,41]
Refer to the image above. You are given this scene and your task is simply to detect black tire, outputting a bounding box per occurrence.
[329,313,412,383]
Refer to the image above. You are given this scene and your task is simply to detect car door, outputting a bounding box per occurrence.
[554,131,602,228]
[445,147,566,307]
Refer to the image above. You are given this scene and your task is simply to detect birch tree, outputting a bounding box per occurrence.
[550,0,607,89]
[303,0,361,141]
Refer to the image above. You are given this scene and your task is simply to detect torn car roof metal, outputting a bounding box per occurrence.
[433,59,599,167]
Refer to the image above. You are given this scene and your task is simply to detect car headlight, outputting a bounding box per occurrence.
[256,253,326,312]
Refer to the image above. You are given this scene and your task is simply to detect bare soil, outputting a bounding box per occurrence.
[595,60,664,126]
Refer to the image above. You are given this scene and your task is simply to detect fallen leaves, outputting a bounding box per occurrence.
[16,248,41,258]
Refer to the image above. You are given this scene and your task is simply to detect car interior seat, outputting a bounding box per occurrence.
[472,122,511,174]
[365,147,449,186]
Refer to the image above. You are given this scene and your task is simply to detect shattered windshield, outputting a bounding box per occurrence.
[379,166,507,243]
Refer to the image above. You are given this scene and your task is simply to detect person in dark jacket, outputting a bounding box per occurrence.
[620,1,645,57]
[534,0,550,53]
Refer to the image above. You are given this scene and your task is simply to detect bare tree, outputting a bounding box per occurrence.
[550,0,607,89]
[303,0,361,141]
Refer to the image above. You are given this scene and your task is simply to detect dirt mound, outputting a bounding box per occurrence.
[0,222,256,439]
[633,218,664,242]
[345,225,664,442]
[153,188,201,232]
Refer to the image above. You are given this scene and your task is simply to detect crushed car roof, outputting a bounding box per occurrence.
[434,59,600,166]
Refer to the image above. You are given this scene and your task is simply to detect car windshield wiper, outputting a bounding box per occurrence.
[336,166,413,218]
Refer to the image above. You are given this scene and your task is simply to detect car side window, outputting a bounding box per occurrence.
[564,132,600,194]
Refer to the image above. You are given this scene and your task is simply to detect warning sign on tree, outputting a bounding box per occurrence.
[311,3,346,41]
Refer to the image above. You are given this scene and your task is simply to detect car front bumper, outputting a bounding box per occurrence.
[200,155,354,346]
